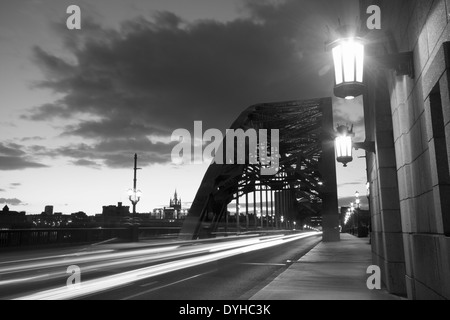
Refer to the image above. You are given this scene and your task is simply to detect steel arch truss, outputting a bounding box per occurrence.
[180,98,339,240]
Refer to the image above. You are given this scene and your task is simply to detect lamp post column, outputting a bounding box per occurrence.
[128,154,142,242]
[133,154,138,217]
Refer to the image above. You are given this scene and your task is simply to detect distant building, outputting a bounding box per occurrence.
[25,211,95,229]
[152,190,187,220]
[98,202,131,227]
[102,202,130,216]
[69,212,94,228]
[0,205,28,229]
[27,213,72,228]
[43,205,54,215]
[170,190,182,212]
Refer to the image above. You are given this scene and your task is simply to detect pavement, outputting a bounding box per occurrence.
[251,233,403,300]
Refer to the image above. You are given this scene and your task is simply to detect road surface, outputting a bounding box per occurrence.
[0,232,321,300]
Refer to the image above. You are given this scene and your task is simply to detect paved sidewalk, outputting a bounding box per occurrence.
[251,233,402,300]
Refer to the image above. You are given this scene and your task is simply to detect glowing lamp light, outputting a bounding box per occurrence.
[335,125,355,167]
[328,36,365,100]
[128,189,142,203]
[326,24,365,100]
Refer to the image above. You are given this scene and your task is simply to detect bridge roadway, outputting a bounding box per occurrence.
[0,231,321,300]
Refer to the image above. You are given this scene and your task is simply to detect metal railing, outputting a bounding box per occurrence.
[0,228,131,248]
[0,226,182,249]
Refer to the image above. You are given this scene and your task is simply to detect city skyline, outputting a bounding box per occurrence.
[0,0,368,215]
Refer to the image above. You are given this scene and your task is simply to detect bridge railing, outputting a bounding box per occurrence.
[0,226,182,249]
[0,228,132,249]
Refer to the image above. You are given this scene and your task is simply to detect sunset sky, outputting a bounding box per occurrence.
[0,0,368,215]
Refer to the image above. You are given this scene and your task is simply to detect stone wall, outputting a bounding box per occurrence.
[360,0,450,299]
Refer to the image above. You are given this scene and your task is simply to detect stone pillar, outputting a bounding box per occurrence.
[245,190,249,230]
[236,195,240,233]
[365,65,406,295]
[321,98,340,242]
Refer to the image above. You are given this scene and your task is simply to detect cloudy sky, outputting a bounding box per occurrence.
[0,0,368,215]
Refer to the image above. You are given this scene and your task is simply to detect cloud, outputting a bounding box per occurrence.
[0,122,17,128]
[20,136,45,142]
[0,143,26,157]
[0,156,48,170]
[63,119,170,139]
[19,0,360,171]
[1,138,174,169]
[24,0,355,138]
[10,183,21,187]
[0,198,26,206]
[70,159,101,169]
[0,189,5,192]
[338,180,366,187]
[0,143,48,170]
[28,145,53,155]
[56,137,177,168]
[332,97,366,139]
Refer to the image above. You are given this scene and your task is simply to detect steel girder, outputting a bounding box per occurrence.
[179,98,337,240]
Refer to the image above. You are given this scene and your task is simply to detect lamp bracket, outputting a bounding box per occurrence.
[371,52,414,78]
[353,141,376,154]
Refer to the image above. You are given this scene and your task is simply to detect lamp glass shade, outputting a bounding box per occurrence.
[335,135,353,166]
[330,38,365,99]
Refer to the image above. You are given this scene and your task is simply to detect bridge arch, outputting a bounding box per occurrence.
[180,98,340,242]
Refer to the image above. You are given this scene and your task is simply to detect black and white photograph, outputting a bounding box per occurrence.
[0,0,449,305]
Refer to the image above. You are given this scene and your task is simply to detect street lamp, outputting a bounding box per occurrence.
[129,154,142,240]
[128,189,142,215]
[327,25,415,101]
[335,125,354,167]
[355,191,361,208]
[335,124,375,167]
[326,26,365,100]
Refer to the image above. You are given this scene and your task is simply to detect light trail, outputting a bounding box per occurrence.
[13,232,321,300]
[2,237,280,289]
[0,246,180,275]
[0,250,115,265]
[0,234,296,277]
